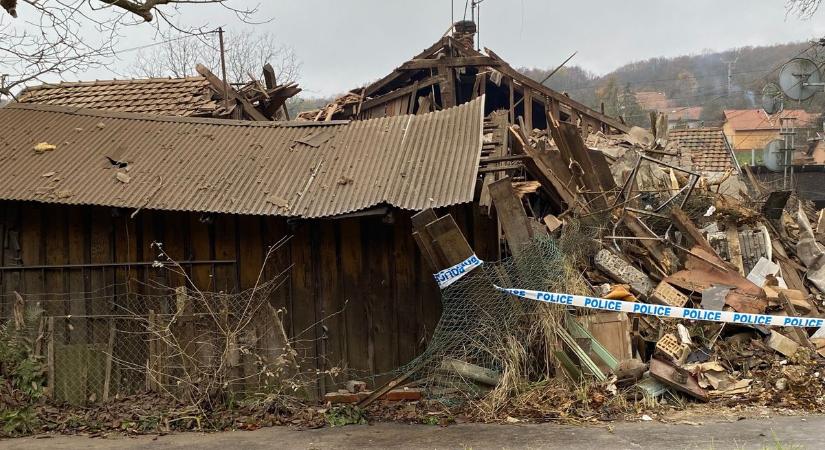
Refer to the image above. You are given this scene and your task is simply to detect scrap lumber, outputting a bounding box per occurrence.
[440,358,501,386]
[725,220,746,275]
[779,291,815,350]
[622,211,675,275]
[552,121,608,210]
[649,358,709,402]
[425,215,475,266]
[670,207,721,259]
[766,330,800,357]
[509,125,581,210]
[411,209,442,271]
[742,165,766,196]
[489,177,535,256]
[479,112,510,213]
[544,214,563,233]
[762,190,792,221]
[332,387,423,404]
[196,64,268,121]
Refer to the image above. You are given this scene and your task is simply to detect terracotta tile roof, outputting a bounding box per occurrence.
[723,109,819,131]
[664,106,703,122]
[17,77,220,117]
[634,91,669,111]
[669,127,736,173]
[0,98,484,218]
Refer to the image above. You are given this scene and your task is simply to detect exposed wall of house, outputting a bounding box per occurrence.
[723,124,779,152]
[0,200,498,394]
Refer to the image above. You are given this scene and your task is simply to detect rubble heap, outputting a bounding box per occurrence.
[348,113,825,417]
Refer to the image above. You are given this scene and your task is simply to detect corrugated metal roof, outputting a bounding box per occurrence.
[17,77,219,117]
[0,98,484,218]
[669,127,736,173]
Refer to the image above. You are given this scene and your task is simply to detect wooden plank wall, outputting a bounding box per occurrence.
[0,200,497,394]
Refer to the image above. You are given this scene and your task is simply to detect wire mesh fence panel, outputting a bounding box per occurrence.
[385,236,591,400]
[1,268,300,405]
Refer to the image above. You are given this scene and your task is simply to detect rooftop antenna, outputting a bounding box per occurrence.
[451,0,454,28]
[471,0,485,51]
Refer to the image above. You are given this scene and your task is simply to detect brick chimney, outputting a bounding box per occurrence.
[452,20,477,49]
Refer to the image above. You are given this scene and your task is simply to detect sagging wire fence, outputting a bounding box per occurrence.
[0,235,339,406]
[381,227,598,408]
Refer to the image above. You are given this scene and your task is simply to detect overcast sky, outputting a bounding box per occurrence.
[100,0,825,97]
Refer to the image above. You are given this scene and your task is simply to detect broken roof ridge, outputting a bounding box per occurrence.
[4,102,351,128]
[21,76,210,90]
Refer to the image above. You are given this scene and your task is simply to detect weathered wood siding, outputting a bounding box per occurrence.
[0,200,497,393]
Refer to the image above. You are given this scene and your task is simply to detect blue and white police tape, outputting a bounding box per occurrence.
[433,254,484,289]
[496,286,825,329]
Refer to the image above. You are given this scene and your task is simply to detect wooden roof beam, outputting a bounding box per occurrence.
[399,56,499,70]
[363,37,451,97]
[484,48,630,134]
[360,75,445,111]
[196,64,269,121]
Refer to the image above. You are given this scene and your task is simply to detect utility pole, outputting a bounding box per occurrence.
[217,27,230,109]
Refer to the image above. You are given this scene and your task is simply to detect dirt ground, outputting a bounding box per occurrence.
[4,414,823,450]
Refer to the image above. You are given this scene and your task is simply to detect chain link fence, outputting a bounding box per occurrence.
[0,241,306,405]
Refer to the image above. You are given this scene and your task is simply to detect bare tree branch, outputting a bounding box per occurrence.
[131,28,301,85]
[0,0,263,98]
[787,0,822,18]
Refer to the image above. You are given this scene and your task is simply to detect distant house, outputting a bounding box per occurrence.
[723,109,820,164]
[634,91,703,129]
[634,91,669,111]
[663,106,703,129]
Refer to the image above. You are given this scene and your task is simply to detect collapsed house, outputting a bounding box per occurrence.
[3,22,824,416]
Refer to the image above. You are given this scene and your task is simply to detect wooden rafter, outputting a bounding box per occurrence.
[196,64,268,121]
[399,56,499,70]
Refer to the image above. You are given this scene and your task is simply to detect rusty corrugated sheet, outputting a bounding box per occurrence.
[17,77,218,117]
[0,97,483,218]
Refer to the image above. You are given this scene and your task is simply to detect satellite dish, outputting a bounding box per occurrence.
[778,58,822,101]
[763,139,785,172]
[761,83,784,114]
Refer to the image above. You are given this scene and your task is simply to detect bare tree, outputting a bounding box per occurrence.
[0,0,261,98]
[787,0,822,17]
[131,29,301,85]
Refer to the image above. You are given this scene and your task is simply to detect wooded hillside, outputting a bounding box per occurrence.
[520,41,823,127]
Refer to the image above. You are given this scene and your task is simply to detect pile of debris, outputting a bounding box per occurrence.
[348,112,825,419]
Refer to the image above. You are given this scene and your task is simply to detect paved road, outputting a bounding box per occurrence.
[4,415,823,449]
